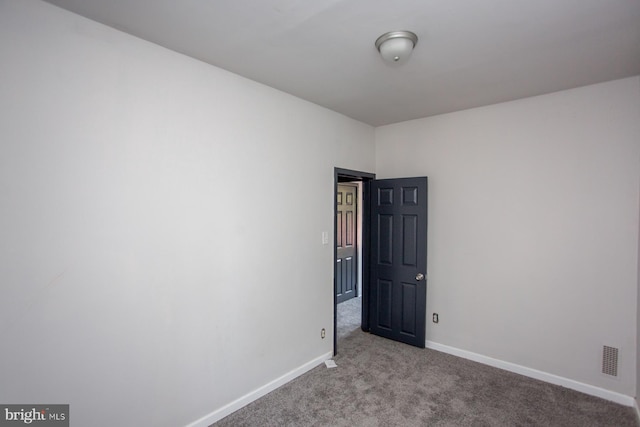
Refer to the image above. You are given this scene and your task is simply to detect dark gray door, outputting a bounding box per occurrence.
[336,184,358,304]
[370,177,427,348]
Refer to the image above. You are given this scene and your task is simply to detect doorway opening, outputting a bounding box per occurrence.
[334,171,429,354]
[334,168,375,356]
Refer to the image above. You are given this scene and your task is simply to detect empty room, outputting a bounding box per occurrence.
[1,0,639,426]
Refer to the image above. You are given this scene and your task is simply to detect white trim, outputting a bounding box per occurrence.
[425,340,635,407]
[185,351,333,427]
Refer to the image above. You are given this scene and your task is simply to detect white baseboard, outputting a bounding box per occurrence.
[185,351,333,427]
[425,340,635,407]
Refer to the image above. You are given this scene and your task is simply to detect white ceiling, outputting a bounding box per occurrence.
[43,0,640,126]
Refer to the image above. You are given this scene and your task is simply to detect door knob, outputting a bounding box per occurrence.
[416,273,425,281]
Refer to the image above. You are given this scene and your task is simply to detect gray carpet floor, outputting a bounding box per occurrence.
[337,296,362,340]
[214,297,638,426]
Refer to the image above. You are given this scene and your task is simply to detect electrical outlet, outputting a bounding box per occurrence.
[432,313,439,323]
[321,328,326,339]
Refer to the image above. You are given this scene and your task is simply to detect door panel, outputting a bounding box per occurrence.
[370,177,427,348]
[378,214,393,265]
[376,279,392,329]
[401,282,417,334]
[336,184,358,303]
[403,215,418,265]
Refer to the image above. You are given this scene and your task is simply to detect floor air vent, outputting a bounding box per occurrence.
[602,346,618,377]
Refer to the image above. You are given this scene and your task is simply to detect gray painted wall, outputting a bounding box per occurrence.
[0,1,374,426]
[376,77,640,397]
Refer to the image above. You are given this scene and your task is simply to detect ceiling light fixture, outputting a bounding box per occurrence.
[375,31,418,65]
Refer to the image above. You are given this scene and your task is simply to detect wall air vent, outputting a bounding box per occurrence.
[601,345,618,377]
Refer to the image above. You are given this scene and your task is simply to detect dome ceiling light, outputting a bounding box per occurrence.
[375,31,418,65]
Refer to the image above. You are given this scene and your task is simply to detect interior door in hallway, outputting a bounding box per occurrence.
[370,177,427,348]
[336,184,358,304]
